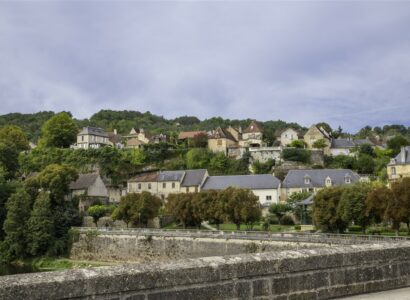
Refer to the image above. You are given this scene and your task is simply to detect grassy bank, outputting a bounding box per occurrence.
[16,257,117,272]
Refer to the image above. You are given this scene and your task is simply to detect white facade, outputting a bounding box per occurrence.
[252,188,280,206]
[280,128,300,147]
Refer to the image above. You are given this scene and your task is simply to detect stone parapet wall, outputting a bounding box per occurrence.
[1,243,410,299]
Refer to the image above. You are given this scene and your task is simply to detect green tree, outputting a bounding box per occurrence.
[269,203,292,224]
[282,148,311,163]
[36,164,78,201]
[313,186,348,233]
[194,190,224,230]
[252,159,275,174]
[338,183,372,232]
[312,139,328,149]
[358,144,375,157]
[133,192,162,227]
[366,186,390,225]
[354,154,375,174]
[219,187,261,230]
[27,191,55,256]
[166,193,201,228]
[387,135,410,156]
[87,205,114,227]
[209,152,230,175]
[386,178,410,235]
[0,125,30,152]
[288,140,305,148]
[40,112,78,148]
[112,193,136,227]
[0,142,19,179]
[2,189,32,261]
[186,148,212,169]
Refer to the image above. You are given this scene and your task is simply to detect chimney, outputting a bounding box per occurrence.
[401,146,406,163]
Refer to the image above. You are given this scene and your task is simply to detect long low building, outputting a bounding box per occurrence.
[201,174,281,206]
[281,169,361,201]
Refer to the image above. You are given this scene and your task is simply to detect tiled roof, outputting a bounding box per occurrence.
[178,131,206,140]
[78,127,108,137]
[69,173,99,190]
[128,172,158,183]
[126,138,145,147]
[243,120,263,134]
[331,138,356,149]
[181,169,207,187]
[157,171,185,182]
[202,174,280,190]
[209,127,237,141]
[282,169,360,188]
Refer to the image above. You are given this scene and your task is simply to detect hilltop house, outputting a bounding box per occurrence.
[278,128,304,147]
[303,125,332,154]
[281,169,360,201]
[240,120,264,148]
[208,127,239,154]
[330,138,375,156]
[76,127,111,149]
[127,169,208,201]
[387,146,410,182]
[201,174,281,206]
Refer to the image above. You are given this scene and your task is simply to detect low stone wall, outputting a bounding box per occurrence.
[70,233,331,262]
[2,243,410,300]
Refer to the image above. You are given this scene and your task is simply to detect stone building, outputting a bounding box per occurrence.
[76,127,111,149]
[278,128,304,147]
[208,127,238,155]
[303,125,332,155]
[281,169,360,201]
[201,174,281,206]
[387,146,410,182]
[127,169,208,201]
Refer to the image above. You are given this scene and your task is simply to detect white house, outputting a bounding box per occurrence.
[201,174,281,207]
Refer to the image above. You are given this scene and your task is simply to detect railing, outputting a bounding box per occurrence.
[73,227,410,244]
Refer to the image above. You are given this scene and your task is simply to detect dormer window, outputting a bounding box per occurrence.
[390,158,396,164]
[304,175,311,185]
[325,176,332,187]
[344,175,351,184]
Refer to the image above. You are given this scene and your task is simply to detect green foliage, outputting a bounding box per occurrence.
[186,148,212,169]
[188,132,208,148]
[269,203,292,220]
[0,142,19,179]
[280,215,295,225]
[287,191,312,203]
[313,186,348,233]
[325,155,355,169]
[0,125,30,152]
[1,189,32,262]
[132,192,162,227]
[88,205,115,226]
[39,112,78,148]
[288,140,305,148]
[27,192,55,256]
[386,178,410,233]
[312,138,328,149]
[166,193,202,228]
[358,144,375,157]
[252,159,275,174]
[338,183,373,231]
[282,148,311,163]
[366,186,390,224]
[354,154,375,174]
[194,190,224,229]
[387,135,410,156]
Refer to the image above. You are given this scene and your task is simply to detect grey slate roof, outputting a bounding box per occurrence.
[390,146,410,164]
[157,171,185,182]
[181,169,207,187]
[78,127,108,137]
[202,174,280,190]
[69,173,99,190]
[353,139,375,146]
[282,169,360,188]
[331,139,356,149]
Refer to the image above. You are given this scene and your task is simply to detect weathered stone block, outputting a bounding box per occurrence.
[252,279,270,296]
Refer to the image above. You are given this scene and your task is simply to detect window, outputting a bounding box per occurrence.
[163,183,166,189]
[304,176,311,184]
[138,183,141,189]
[172,182,175,189]
[392,167,396,175]
[81,136,84,141]
[148,183,151,190]
[266,195,272,201]
[344,176,351,184]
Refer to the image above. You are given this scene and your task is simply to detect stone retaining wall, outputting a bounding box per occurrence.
[70,233,332,262]
[2,243,410,299]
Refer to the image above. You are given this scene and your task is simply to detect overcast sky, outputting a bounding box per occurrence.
[1,1,410,131]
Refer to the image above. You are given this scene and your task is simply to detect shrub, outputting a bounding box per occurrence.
[348,225,362,232]
[294,225,301,231]
[282,148,311,163]
[266,214,279,225]
[280,215,295,225]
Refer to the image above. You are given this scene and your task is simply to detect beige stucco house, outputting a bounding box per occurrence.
[127,169,208,201]
[208,127,238,154]
[303,125,332,155]
[280,169,360,202]
[278,128,304,147]
[240,120,264,148]
[76,127,111,149]
[387,146,410,182]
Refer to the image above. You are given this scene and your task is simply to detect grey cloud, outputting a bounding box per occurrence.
[0,1,410,131]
